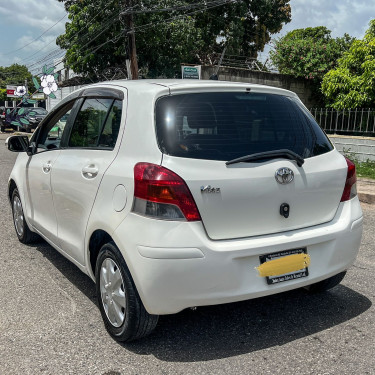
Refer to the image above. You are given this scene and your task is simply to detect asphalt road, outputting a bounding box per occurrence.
[0,135,374,375]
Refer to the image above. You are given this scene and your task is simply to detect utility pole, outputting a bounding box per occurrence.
[24,78,28,106]
[124,0,138,80]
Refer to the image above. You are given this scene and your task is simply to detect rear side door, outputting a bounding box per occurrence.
[51,88,125,265]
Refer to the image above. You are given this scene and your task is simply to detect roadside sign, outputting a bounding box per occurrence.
[32,93,45,100]
[181,65,201,79]
[6,85,17,98]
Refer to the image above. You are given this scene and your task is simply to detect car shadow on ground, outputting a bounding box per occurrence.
[34,240,371,362]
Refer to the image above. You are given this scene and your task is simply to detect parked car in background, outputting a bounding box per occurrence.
[24,107,48,131]
[2,106,48,133]
[0,106,16,132]
[6,80,363,342]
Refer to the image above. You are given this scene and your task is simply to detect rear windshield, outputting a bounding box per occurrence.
[155,92,333,161]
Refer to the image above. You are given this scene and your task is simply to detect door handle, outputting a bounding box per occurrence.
[42,162,52,173]
[82,165,99,179]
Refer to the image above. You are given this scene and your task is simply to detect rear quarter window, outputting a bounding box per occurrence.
[155,92,333,161]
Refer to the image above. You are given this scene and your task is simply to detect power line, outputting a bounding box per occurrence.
[3,13,68,56]
[128,0,240,34]
[121,0,237,15]
[20,1,116,67]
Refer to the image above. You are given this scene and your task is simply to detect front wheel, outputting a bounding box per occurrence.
[11,188,40,244]
[95,242,159,342]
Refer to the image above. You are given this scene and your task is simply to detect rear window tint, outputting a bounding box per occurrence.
[155,92,333,161]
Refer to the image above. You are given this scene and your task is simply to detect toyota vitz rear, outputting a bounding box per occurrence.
[7,80,363,342]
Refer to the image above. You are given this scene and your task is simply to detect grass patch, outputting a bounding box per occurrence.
[355,160,375,180]
[343,148,375,180]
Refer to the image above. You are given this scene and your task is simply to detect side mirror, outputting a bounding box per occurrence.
[7,135,31,154]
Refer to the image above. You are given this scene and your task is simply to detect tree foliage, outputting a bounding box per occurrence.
[0,88,6,102]
[270,27,354,81]
[56,0,291,78]
[0,64,35,91]
[321,20,375,109]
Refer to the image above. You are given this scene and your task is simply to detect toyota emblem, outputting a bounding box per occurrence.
[275,167,294,184]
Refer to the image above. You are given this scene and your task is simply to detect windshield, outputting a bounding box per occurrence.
[155,92,333,161]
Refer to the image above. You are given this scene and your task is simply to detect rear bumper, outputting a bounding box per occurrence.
[113,197,363,315]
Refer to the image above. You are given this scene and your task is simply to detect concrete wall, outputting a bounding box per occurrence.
[201,66,318,108]
[329,135,375,162]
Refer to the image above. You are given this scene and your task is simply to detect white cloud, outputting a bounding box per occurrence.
[0,0,66,66]
[15,34,58,52]
[259,0,375,63]
[280,0,375,39]
[0,0,66,32]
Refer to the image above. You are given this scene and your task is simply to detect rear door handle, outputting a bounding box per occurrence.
[82,165,99,179]
[42,162,52,173]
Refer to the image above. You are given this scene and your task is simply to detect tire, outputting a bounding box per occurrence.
[95,242,159,342]
[11,188,40,244]
[305,271,347,293]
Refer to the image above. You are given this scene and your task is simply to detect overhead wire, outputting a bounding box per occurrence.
[22,0,248,77]
[2,13,68,56]
[22,1,117,69]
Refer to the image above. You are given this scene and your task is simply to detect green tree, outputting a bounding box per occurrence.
[270,27,354,80]
[321,20,375,109]
[0,64,35,91]
[0,88,6,102]
[56,0,291,78]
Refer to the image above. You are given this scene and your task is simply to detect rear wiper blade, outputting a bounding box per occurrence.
[225,149,304,167]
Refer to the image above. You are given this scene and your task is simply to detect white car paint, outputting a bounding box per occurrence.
[8,80,363,316]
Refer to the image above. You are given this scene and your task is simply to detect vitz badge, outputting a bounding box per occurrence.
[200,185,221,193]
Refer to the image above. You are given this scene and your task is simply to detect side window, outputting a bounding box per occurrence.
[36,101,75,152]
[97,100,122,148]
[68,98,116,148]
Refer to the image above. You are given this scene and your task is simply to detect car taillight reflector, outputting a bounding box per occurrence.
[340,157,357,202]
[133,163,201,221]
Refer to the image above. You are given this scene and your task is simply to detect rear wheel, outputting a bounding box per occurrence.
[95,242,159,342]
[305,271,347,293]
[11,188,40,244]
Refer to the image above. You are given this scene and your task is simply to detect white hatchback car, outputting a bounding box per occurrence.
[7,80,363,342]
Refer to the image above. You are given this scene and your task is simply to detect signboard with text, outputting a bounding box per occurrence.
[181,65,201,79]
[6,85,17,98]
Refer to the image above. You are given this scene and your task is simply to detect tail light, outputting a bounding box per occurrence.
[132,163,201,221]
[340,157,357,202]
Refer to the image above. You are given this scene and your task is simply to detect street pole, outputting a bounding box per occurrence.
[125,0,138,80]
[24,78,28,107]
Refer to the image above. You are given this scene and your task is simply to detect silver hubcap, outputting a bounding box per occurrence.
[13,196,24,237]
[100,258,126,327]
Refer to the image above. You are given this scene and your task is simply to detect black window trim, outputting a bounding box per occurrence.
[32,86,125,153]
[33,98,82,153]
[65,97,122,151]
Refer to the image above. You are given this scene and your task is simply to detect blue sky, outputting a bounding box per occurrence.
[0,0,375,72]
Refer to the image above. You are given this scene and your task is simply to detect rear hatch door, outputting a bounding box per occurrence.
[156,90,347,240]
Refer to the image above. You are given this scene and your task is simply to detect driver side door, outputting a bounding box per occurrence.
[24,99,81,245]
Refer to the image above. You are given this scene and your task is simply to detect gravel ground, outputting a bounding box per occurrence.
[0,136,374,375]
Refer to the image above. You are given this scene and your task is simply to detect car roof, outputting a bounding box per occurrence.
[86,79,298,98]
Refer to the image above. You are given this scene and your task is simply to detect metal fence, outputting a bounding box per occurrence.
[310,108,375,137]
